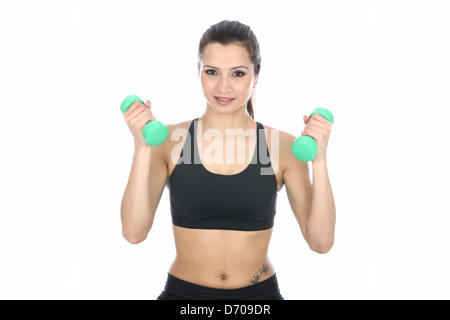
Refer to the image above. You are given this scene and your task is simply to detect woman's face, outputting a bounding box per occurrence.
[199,42,258,115]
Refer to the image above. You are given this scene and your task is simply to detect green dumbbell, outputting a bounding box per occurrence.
[291,108,334,162]
[120,95,169,146]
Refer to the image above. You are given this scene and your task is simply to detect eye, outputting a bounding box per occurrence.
[205,69,218,76]
[232,71,246,77]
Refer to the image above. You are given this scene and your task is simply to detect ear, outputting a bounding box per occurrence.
[253,73,259,88]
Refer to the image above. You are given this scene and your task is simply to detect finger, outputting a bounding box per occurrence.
[145,100,151,109]
[124,103,146,121]
[133,109,156,127]
[308,123,330,133]
[302,124,329,136]
[301,129,317,137]
[311,113,333,125]
[146,110,156,122]
[126,101,143,114]
[124,102,141,119]
[136,114,154,129]
[308,117,332,130]
[127,108,148,125]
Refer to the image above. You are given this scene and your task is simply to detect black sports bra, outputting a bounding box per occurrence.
[168,118,277,231]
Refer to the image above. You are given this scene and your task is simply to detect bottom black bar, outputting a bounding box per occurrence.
[0,299,435,318]
[154,300,292,319]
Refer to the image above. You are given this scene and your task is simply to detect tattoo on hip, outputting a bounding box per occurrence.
[250,264,269,285]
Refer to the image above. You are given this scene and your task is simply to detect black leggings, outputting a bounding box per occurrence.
[157,273,284,300]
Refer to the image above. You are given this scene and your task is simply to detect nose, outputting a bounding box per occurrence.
[218,75,232,94]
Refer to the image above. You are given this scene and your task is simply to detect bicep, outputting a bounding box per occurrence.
[282,138,313,238]
[148,146,169,217]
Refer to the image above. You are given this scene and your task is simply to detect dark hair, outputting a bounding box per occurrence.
[198,20,261,119]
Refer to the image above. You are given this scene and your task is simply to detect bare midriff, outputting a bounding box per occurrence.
[169,225,275,289]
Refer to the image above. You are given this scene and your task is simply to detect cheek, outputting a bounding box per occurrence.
[201,75,215,90]
[239,79,254,96]
[241,76,254,91]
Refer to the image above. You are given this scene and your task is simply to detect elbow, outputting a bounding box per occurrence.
[121,213,152,245]
[308,239,334,254]
[122,230,148,244]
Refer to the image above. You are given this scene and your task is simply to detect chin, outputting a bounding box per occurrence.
[207,100,246,115]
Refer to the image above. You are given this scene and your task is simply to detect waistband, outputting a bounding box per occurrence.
[158,273,283,300]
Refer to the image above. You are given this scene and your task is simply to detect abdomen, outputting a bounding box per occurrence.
[169,226,275,289]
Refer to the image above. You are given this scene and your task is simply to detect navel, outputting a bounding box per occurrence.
[220,274,227,281]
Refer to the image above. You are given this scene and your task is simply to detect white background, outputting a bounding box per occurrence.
[1,0,449,299]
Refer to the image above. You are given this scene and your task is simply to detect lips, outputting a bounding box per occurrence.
[214,96,235,105]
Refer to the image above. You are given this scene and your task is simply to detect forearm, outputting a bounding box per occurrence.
[305,159,336,253]
[121,146,153,243]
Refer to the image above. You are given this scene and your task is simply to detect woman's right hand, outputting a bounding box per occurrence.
[123,100,156,148]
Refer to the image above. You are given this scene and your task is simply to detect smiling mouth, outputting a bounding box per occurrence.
[214,96,235,105]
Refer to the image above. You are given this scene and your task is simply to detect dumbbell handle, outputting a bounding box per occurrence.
[120,95,169,146]
[291,108,334,162]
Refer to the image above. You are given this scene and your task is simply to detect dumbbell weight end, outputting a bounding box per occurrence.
[291,135,318,162]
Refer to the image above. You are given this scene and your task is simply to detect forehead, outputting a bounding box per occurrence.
[201,42,252,68]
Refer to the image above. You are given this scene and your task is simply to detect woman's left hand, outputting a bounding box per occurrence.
[301,113,333,163]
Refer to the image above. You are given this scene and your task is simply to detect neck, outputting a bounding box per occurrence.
[199,103,254,133]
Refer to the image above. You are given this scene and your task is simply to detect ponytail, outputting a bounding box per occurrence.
[247,98,254,119]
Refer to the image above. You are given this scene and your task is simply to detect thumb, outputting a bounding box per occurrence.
[145,100,152,109]
[303,115,310,125]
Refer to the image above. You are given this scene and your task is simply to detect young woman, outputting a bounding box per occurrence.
[121,20,335,300]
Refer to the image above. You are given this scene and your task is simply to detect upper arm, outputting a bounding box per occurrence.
[148,142,169,218]
[120,141,168,244]
[280,132,313,239]
[148,122,190,220]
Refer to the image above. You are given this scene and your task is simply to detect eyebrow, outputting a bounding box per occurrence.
[203,64,249,70]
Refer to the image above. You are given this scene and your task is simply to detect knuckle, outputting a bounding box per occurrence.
[132,101,142,108]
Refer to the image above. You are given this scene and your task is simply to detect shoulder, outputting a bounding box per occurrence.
[166,119,192,133]
[259,123,297,160]
[160,119,194,164]
[260,123,308,184]
[260,123,296,146]
[164,119,194,143]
